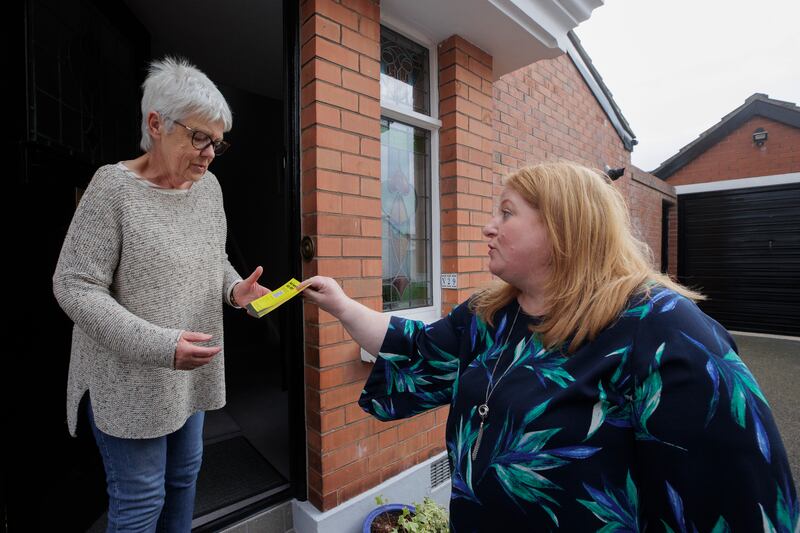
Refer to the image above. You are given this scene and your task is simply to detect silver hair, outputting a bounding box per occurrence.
[139,56,233,152]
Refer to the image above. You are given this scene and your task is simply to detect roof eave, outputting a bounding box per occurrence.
[566,31,637,151]
[653,96,800,179]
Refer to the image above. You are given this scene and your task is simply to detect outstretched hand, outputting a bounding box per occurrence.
[301,275,389,356]
[300,275,349,317]
[233,266,270,307]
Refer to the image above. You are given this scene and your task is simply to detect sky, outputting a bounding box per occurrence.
[574,0,800,172]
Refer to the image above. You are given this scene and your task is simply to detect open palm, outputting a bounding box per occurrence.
[234,266,270,307]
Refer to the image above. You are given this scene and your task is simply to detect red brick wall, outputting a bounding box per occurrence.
[491,54,674,271]
[628,167,677,272]
[493,54,629,183]
[439,35,495,314]
[300,0,384,511]
[665,117,800,185]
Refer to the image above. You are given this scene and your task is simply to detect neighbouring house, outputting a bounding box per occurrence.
[654,94,800,337]
[11,0,676,531]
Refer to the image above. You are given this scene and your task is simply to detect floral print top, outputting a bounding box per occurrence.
[359,286,798,532]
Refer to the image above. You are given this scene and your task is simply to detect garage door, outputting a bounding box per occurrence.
[678,182,800,336]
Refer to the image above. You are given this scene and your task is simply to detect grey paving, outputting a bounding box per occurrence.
[733,333,799,494]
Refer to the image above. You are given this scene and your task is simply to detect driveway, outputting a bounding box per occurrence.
[733,333,800,494]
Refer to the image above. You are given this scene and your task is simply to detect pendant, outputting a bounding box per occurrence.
[471,404,489,460]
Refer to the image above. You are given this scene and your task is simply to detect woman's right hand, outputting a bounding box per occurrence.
[174,331,222,370]
[300,276,350,318]
[301,275,390,356]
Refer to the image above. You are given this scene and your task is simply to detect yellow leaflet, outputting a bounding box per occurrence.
[247,278,307,317]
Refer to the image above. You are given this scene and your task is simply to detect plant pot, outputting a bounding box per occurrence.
[363,503,416,533]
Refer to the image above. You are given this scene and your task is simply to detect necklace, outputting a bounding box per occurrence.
[472,304,532,460]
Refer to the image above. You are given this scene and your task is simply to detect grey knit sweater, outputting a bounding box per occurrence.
[53,163,242,439]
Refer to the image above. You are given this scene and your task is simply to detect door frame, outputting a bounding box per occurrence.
[197,0,306,529]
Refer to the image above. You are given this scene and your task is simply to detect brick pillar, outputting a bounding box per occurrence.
[439,36,495,314]
[299,0,383,511]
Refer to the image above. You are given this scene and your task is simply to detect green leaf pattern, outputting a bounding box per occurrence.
[358,290,796,531]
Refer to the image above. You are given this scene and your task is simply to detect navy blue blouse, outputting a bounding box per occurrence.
[359,287,798,532]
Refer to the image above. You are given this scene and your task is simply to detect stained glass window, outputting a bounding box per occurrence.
[380,26,430,115]
[380,118,432,311]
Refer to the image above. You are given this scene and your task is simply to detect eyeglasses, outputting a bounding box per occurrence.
[172,119,231,155]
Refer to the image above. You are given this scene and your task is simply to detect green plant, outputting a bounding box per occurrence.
[393,497,448,533]
[374,494,388,506]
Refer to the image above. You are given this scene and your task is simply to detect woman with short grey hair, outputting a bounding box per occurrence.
[53,56,269,532]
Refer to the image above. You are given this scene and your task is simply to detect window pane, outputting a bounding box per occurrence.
[380,26,430,115]
[381,118,432,311]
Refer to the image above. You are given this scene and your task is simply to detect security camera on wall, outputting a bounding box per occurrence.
[604,165,625,180]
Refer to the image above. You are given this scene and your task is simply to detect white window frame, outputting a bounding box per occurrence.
[363,16,442,362]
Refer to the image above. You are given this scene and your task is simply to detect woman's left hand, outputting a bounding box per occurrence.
[233,266,270,307]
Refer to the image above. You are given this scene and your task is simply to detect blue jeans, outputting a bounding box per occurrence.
[86,398,205,533]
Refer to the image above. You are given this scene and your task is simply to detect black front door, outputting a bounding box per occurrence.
[8,0,304,530]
